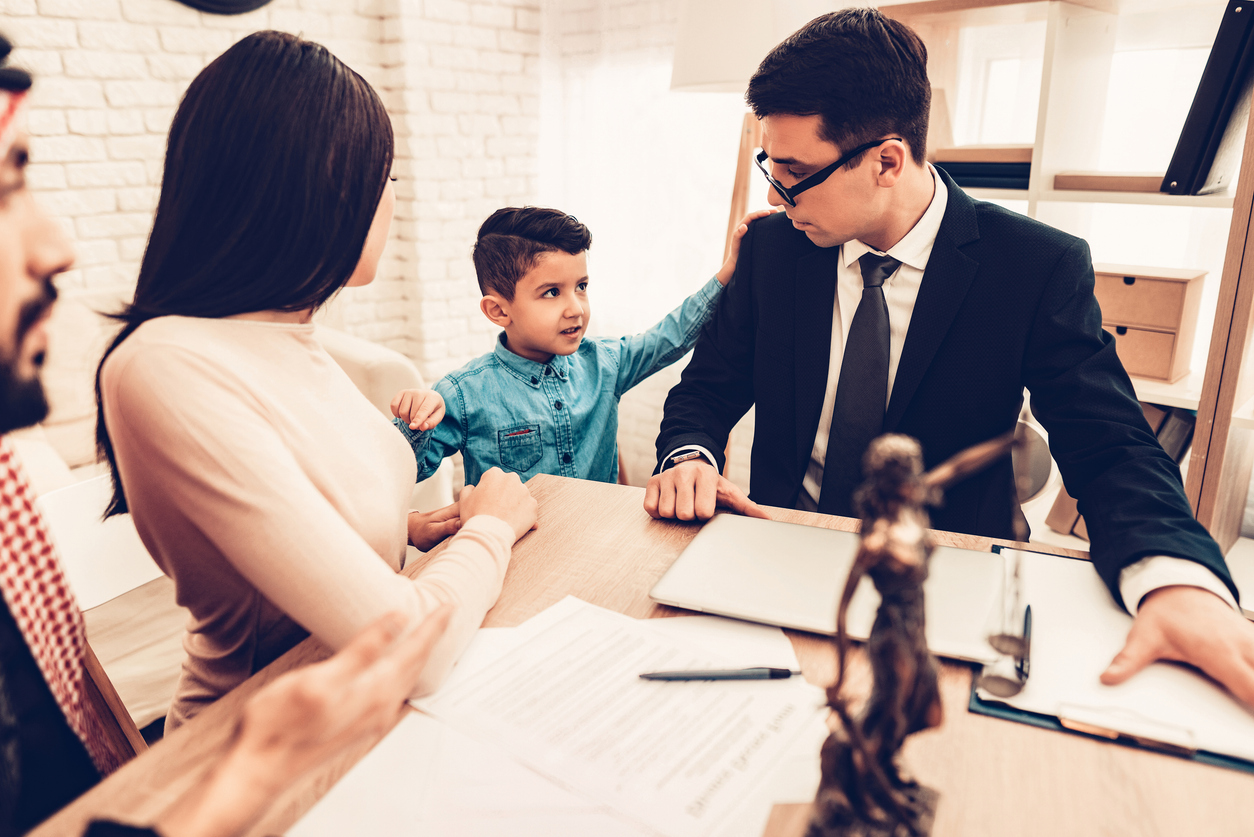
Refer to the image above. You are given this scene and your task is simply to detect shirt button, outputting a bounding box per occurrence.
[544,367,551,375]
[554,401,563,410]
[562,453,572,463]
[531,376,538,384]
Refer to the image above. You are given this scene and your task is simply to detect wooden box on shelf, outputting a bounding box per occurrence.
[1094,263,1206,383]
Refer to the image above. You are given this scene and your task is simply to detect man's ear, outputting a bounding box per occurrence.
[874,140,909,187]
[480,294,511,327]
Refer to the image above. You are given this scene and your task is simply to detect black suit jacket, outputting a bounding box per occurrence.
[657,170,1234,606]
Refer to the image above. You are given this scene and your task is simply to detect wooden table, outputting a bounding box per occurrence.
[34,475,1254,837]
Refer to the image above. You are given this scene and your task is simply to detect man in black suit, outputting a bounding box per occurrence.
[646,9,1254,706]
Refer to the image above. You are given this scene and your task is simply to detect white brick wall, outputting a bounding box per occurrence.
[5,0,754,493]
[540,0,759,491]
[5,0,542,386]
[370,0,543,382]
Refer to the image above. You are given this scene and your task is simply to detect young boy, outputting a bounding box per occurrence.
[390,206,769,485]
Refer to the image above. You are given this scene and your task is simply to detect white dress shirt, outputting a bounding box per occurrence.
[799,165,949,507]
[675,163,1236,613]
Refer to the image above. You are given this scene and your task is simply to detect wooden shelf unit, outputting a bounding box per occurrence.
[1038,189,1235,207]
[1053,171,1164,192]
[883,0,1254,550]
[1131,370,1206,411]
[1231,395,1254,430]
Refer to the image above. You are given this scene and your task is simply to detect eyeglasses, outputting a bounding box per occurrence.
[753,137,903,207]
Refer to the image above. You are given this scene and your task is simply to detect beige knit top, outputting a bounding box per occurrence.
[100,316,513,729]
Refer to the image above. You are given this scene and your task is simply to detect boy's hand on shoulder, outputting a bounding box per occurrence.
[390,388,446,431]
[715,209,781,286]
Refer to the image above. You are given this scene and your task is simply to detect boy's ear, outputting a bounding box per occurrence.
[480,294,511,327]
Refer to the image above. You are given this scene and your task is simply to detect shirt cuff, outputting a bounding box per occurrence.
[662,445,719,471]
[1118,554,1239,615]
[393,415,427,445]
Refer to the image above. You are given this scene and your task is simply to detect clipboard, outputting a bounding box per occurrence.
[967,548,1254,774]
[968,685,1254,774]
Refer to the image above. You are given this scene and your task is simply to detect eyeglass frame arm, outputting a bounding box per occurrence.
[753,136,904,207]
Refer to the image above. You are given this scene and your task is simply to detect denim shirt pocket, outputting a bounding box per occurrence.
[498,424,542,473]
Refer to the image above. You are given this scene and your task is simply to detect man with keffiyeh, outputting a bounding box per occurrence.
[0,37,118,830]
[0,35,455,837]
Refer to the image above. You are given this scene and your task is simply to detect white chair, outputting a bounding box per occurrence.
[37,475,163,612]
[36,475,184,735]
[315,325,455,512]
[31,474,169,764]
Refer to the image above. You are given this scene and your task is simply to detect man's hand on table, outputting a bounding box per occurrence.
[643,459,769,521]
[1102,585,1254,707]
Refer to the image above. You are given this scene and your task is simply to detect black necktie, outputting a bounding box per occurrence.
[818,252,900,517]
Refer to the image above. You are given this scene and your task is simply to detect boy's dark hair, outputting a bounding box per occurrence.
[746,9,931,166]
[473,207,591,299]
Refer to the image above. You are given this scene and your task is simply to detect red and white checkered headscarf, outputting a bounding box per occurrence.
[0,438,117,775]
[0,87,25,164]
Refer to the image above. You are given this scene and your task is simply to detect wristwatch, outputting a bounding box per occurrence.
[663,450,710,471]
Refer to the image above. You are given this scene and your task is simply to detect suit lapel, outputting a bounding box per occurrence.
[794,247,840,471]
[885,173,981,431]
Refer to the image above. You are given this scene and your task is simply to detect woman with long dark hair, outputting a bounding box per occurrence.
[95,31,536,731]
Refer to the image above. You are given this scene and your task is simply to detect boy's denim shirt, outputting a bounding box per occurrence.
[394,275,724,485]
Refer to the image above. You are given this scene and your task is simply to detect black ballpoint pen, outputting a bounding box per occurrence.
[1016,604,1032,680]
[639,667,803,681]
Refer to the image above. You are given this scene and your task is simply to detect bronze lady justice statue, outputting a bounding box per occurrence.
[809,433,1016,837]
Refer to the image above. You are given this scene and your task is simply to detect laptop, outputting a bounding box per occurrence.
[650,514,1006,664]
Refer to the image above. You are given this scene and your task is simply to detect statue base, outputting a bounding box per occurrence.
[805,784,938,837]
[804,735,939,837]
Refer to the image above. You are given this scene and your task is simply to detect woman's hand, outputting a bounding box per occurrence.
[458,467,537,542]
[407,502,462,551]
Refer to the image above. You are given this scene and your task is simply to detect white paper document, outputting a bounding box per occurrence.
[290,601,828,836]
[977,550,1254,763]
[414,598,828,837]
[289,711,650,837]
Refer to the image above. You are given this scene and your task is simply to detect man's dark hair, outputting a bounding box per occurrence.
[473,207,591,299]
[95,30,394,517]
[746,9,931,166]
